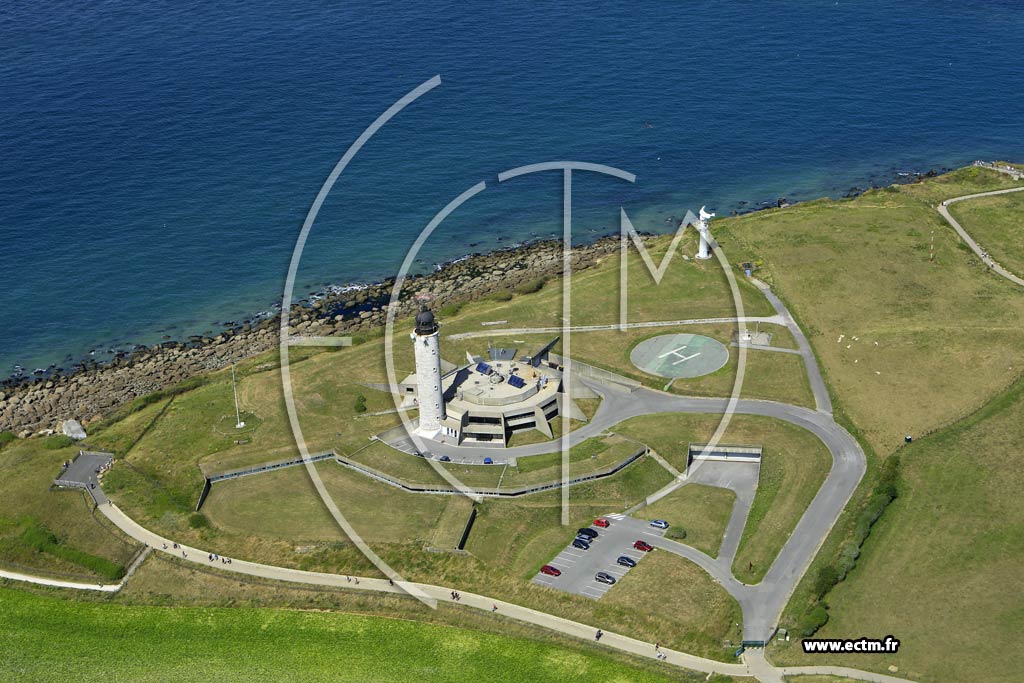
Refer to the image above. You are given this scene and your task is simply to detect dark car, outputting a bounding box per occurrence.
[540,564,561,577]
[438,455,451,462]
[577,528,598,539]
[633,540,653,552]
[616,555,637,568]
[572,538,591,550]
[595,572,617,585]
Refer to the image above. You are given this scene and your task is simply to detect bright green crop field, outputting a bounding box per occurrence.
[0,588,689,683]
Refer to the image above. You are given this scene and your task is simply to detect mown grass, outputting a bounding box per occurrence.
[640,484,736,557]
[0,516,125,581]
[338,434,641,491]
[718,166,1024,455]
[0,420,146,579]
[611,413,830,581]
[948,189,1024,278]
[771,376,1024,683]
[440,324,814,409]
[0,587,693,683]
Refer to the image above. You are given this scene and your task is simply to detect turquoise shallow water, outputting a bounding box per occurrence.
[2,1,1023,375]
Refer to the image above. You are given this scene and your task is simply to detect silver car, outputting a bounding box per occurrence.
[649,519,670,529]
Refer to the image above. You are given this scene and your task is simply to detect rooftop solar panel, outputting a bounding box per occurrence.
[475,362,492,375]
[507,375,526,389]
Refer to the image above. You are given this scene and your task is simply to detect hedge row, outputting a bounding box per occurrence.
[798,455,901,636]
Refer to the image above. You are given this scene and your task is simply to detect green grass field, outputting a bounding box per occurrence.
[719,166,1024,455]
[639,484,736,557]
[338,434,644,492]
[948,189,1024,278]
[0,587,693,683]
[4,166,1024,680]
[771,376,1024,683]
[610,413,830,581]
[442,324,815,409]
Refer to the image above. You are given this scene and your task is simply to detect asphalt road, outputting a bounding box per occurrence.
[421,282,867,642]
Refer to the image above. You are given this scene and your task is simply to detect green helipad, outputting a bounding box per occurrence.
[629,333,729,379]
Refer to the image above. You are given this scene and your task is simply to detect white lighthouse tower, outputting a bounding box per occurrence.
[411,304,445,438]
[696,206,715,260]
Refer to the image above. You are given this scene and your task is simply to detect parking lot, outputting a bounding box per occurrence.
[531,514,668,599]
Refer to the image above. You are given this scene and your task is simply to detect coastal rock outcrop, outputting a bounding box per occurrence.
[1,237,620,435]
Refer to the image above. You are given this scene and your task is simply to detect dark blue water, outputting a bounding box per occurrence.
[2,1,1023,374]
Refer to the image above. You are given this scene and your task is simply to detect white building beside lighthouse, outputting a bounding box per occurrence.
[411,305,445,438]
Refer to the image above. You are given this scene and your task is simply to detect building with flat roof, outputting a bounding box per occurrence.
[402,307,566,446]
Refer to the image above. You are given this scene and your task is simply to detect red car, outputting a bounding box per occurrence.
[633,540,654,552]
[540,564,562,577]
[593,518,610,528]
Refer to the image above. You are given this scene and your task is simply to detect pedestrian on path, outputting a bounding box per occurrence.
[595,629,603,641]
[492,603,498,612]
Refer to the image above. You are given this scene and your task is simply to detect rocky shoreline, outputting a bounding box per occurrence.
[0,236,623,437]
[0,164,953,438]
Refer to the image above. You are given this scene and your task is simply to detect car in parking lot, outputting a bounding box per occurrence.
[595,572,617,585]
[577,528,598,539]
[593,518,610,528]
[633,540,653,552]
[616,555,637,568]
[572,538,591,550]
[540,564,561,577]
[649,519,670,529]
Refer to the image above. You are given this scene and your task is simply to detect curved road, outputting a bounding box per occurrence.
[937,185,1024,288]
[8,284,889,681]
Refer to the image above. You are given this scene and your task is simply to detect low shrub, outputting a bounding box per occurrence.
[354,395,368,414]
[189,513,211,529]
[665,527,687,541]
[812,563,840,599]
[799,604,830,637]
[43,434,74,450]
[439,302,464,317]
[0,431,16,449]
[514,277,546,295]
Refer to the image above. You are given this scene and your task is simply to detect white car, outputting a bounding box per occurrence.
[649,519,670,529]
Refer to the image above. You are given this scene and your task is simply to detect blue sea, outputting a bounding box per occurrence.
[2,1,1023,375]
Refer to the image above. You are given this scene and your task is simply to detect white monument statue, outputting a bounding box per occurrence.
[696,206,715,260]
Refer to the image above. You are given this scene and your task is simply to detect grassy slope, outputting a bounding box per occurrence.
[731,168,1024,681]
[640,484,735,557]
[948,189,1024,278]
[771,377,1024,683]
[719,167,1024,455]
[0,587,688,683]
[614,413,829,575]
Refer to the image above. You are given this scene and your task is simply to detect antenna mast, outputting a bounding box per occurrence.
[232,365,245,429]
